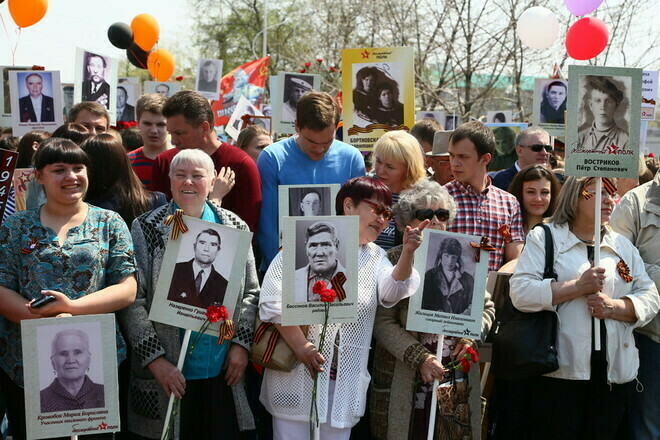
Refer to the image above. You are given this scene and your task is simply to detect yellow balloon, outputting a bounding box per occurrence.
[131,14,160,52]
[147,49,175,82]
[8,0,48,28]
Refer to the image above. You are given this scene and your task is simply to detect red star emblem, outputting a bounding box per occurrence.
[606,143,619,154]
[361,50,371,59]
[98,422,108,430]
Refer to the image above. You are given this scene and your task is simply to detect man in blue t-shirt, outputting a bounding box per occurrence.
[257,91,365,270]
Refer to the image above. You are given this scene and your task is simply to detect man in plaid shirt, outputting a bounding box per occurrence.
[444,121,524,271]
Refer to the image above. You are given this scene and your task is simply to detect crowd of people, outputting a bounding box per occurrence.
[0,87,658,440]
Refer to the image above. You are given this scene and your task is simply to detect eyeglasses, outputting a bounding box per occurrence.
[362,199,393,221]
[524,144,553,153]
[414,208,450,222]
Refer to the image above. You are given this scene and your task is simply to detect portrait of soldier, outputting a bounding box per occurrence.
[540,80,567,124]
[197,60,219,93]
[282,76,312,122]
[155,83,171,97]
[18,73,55,123]
[577,75,629,152]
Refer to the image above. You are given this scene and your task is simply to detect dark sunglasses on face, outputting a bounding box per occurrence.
[363,199,393,221]
[525,144,553,153]
[414,208,450,222]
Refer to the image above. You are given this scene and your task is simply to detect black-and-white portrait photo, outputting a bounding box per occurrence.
[294,220,348,303]
[352,64,404,126]
[487,111,512,124]
[577,75,631,152]
[196,58,222,95]
[281,74,313,123]
[16,72,55,123]
[416,111,445,122]
[116,85,136,122]
[38,324,104,413]
[539,79,567,124]
[81,51,111,109]
[288,187,332,217]
[167,228,230,309]
[444,115,459,130]
[144,81,182,98]
[62,84,74,118]
[421,234,476,315]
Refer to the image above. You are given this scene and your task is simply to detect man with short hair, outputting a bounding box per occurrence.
[197,61,218,92]
[81,53,110,109]
[257,91,365,270]
[410,117,443,154]
[540,80,567,124]
[294,221,346,302]
[127,93,172,187]
[67,102,109,135]
[282,77,312,122]
[151,90,262,232]
[18,73,55,123]
[167,229,228,308]
[490,127,552,191]
[426,130,454,185]
[445,121,524,272]
[577,75,628,151]
[300,190,321,216]
[116,86,135,122]
[155,83,171,97]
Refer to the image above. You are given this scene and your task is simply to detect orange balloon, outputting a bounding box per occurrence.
[8,0,48,28]
[147,49,175,82]
[131,14,160,52]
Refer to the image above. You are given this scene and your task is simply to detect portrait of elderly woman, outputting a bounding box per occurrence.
[421,236,475,315]
[577,75,629,152]
[40,329,104,413]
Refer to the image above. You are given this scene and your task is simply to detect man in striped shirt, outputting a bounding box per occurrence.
[127,94,172,188]
[444,121,524,272]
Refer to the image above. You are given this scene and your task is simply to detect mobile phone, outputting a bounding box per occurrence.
[31,295,56,308]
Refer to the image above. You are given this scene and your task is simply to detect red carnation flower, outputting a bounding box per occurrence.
[466,346,479,363]
[329,66,336,72]
[313,281,327,295]
[319,288,337,303]
[316,58,323,63]
[175,75,184,81]
[460,358,471,373]
[299,68,306,73]
[304,62,311,68]
[205,305,229,323]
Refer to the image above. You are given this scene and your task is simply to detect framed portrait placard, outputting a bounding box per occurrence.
[565,65,642,178]
[195,58,224,100]
[486,110,512,124]
[74,48,119,124]
[281,216,359,326]
[277,184,340,245]
[405,229,488,339]
[416,110,445,123]
[149,216,253,335]
[0,65,30,126]
[8,70,64,136]
[485,122,528,172]
[21,314,120,439]
[143,81,182,98]
[342,46,415,151]
[532,78,568,137]
[225,95,264,140]
[641,70,657,121]
[273,72,320,135]
[116,83,139,122]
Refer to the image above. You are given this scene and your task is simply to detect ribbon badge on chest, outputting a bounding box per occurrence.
[21,238,42,254]
[617,259,633,283]
[469,236,496,263]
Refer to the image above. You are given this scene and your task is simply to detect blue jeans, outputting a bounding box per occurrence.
[628,332,660,440]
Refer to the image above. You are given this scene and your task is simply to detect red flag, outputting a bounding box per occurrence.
[211,56,270,128]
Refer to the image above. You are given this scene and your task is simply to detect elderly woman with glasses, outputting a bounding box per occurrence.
[259,176,429,440]
[510,176,659,439]
[369,179,495,440]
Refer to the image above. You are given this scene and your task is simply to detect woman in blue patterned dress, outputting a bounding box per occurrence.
[0,138,137,440]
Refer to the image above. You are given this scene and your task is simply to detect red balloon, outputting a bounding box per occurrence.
[565,17,609,60]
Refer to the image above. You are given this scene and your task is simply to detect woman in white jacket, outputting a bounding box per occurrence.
[259,176,428,440]
[510,176,659,440]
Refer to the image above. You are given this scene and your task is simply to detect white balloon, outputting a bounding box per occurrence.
[516,6,560,50]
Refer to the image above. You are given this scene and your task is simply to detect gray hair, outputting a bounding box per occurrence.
[515,126,549,148]
[51,329,90,357]
[169,149,216,179]
[392,179,457,231]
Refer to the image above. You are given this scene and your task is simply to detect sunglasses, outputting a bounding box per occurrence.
[362,199,393,221]
[414,208,450,222]
[525,144,553,153]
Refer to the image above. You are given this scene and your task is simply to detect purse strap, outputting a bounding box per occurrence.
[536,223,557,281]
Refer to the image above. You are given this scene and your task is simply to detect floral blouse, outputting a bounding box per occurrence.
[0,205,137,386]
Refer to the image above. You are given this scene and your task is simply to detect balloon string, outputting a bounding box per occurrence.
[12,27,21,66]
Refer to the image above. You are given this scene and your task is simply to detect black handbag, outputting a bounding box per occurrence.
[491,223,559,379]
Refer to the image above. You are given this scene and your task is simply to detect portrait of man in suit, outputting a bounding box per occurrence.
[81,53,111,109]
[294,221,346,303]
[155,83,170,97]
[18,73,55,123]
[167,228,228,308]
[197,60,219,93]
[116,86,135,122]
